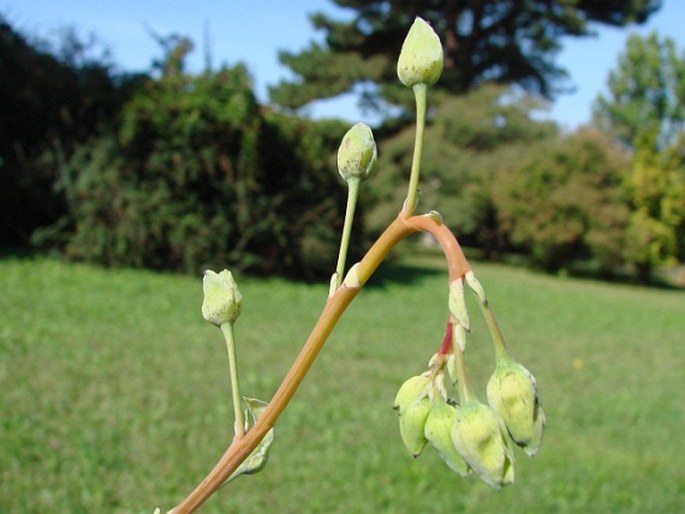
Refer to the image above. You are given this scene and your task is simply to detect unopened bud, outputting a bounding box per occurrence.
[201,269,242,326]
[487,361,545,457]
[337,123,377,182]
[397,17,443,88]
[393,374,431,412]
[399,396,432,457]
[451,401,515,489]
[424,401,470,476]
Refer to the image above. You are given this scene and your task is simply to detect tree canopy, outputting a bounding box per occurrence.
[593,31,685,282]
[270,0,660,110]
[0,14,142,244]
[594,31,685,150]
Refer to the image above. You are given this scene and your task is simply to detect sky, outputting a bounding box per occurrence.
[2,0,684,130]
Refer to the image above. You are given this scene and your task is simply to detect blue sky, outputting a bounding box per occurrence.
[2,0,683,129]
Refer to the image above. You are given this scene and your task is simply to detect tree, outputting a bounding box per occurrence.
[57,40,353,279]
[621,131,685,282]
[594,31,685,149]
[594,31,685,282]
[366,85,558,255]
[0,15,142,245]
[493,127,630,272]
[270,0,660,110]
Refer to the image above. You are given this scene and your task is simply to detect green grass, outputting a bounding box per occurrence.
[1,254,684,513]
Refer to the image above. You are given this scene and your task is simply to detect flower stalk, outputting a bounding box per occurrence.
[170,213,470,514]
[333,177,360,291]
[164,15,544,512]
[477,300,512,365]
[220,322,245,439]
[403,83,427,217]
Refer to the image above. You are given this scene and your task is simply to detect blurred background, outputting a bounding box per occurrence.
[1,0,684,282]
[1,1,684,513]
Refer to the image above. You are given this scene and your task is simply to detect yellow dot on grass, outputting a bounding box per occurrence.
[572,358,584,370]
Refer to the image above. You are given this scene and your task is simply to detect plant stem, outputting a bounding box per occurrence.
[453,346,476,404]
[170,213,470,514]
[477,302,511,365]
[438,321,453,355]
[333,177,361,290]
[221,322,245,439]
[402,83,427,217]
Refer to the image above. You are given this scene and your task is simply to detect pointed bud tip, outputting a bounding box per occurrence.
[397,17,444,88]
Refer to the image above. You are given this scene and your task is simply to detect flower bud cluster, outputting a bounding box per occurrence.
[394,369,470,472]
[393,271,545,489]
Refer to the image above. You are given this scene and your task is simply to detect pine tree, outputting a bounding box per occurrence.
[270,0,660,110]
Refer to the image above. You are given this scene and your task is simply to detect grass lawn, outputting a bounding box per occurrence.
[1,254,684,513]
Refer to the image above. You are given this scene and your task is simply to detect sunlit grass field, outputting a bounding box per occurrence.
[1,254,684,513]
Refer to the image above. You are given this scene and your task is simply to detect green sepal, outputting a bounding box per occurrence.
[222,397,275,485]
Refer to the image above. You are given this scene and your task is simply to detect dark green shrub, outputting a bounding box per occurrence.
[59,60,351,279]
[0,16,140,245]
[493,127,630,272]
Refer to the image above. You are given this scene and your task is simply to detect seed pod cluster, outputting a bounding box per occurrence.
[393,271,545,490]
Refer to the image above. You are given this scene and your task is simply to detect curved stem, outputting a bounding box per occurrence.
[170,213,470,513]
[402,83,427,217]
[334,177,361,289]
[220,322,245,439]
[405,215,468,282]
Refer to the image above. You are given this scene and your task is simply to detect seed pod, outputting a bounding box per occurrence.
[451,401,515,489]
[424,401,470,476]
[399,396,432,457]
[201,269,242,326]
[397,17,444,88]
[487,361,545,457]
[393,374,431,413]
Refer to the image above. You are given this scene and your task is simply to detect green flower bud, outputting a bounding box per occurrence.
[424,400,470,476]
[397,17,444,88]
[201,269,242,326]
[487,361,545,457]
[393,374,431,413]
[337,122,377,182]
[451,401,515,489]
[399,396,432,457]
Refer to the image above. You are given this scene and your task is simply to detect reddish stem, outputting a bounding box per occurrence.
[438,321,453,355]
